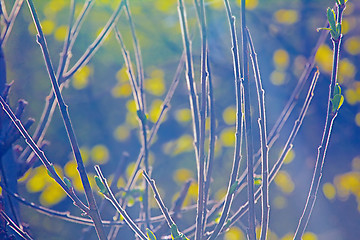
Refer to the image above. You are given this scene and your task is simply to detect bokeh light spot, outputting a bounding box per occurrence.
[54,25,68,42]
[222,106,236,125]
[224,227,245,240]
[114,125,130,141]
[174,168,194,183]
[270,70,286,85]
[273,49,289,70]
[220,127,235,147]
[345,36,360,55]
[274,9,298,24]
[175,108,192,123]
[322,182,336,200]
[91,144,109,164]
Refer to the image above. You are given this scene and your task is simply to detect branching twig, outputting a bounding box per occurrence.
[240,1,256,238]
[94,165,148,240]
[207,1,243,239]
[0,210,32,240]
[226,68,320,231]
[0,96,89,214]
[193,0,208,238]
[293,3,346,239]
[25,1,106,238]
[0,0,24,47]
[246,27,270,240]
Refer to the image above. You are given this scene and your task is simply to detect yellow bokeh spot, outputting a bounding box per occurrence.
[338,59,356,79]
[126,162,136,179]
[334,172,360,199]
[28,23,37,36]
[73,65,93,90]
[149,99,163,123]
[54,25,68,42]
[281,233,293,240]
[145,70,166,96]
[41,20,55,35]
[273,196,287,209]
[270,71,286,86]
[174,135,194,155]
[114,125,130,141]
[273,49,289,70]
[315,44,333,73]
[18,168,32,183]
[95,28,111,42]
[274,171,294,194]
[352,156,360,170]
[220,127,235,147]
[117,177,126,189]
[274,9,299,25]
[44,0,67,18]
[126,100,137,113]
[175,109,192,123]
[322,182,336,200]
[236,0,259,10]
[71,173,84,192]
[126,112,139,127]
[112,83,132,98]
[91,144,109,164]
[215,188,227,201]
[209,0,223,10]
[64,160,78,178]
[80,147,90,164]
[174,168,194,183]
[40,182,67,206]
[283,149,295,164]
[345,89,359,105]
[224,227,245,240]
[303,232,318,240]
[26,167,48,193]
[345,36,360,55]
[223,106,236,125]
[154,0,177,12]
[116,67,130,83]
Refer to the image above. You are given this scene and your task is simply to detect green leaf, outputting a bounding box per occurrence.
[64,177,72,189]
[336,23,342,36]
[146,228,157,240]
[95,176,108,194]
[171,224,180,239]
[332,94,344,112]
[47,165,55,178]
[254,176,262,185]
[334,83,341,96]
[229,180,239,195]
[327,8,337,32]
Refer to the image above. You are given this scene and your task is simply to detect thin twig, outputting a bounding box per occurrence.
[25,1,106,238]
[0,0,24,47]
[226,69,320,231]
[246,27,270,240]
[63,0,125,81]
[293,3,346,239]
[207,1,243,239]
[193,0,208,238]
[18,0,95,173]
[94,166,148,240]
[240,0,256,238]
[202,52,216,233]
[177,0,200,154]
[0,96,89,214]
[0,210,33,240]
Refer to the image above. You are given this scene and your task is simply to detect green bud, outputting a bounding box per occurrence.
[95,176,108,195]
[332,94,344,112]
[334,83,341,96]
[47,165,55,178]
[327,8,337,32]
[64,177,72,189]
[146,228,157,240]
